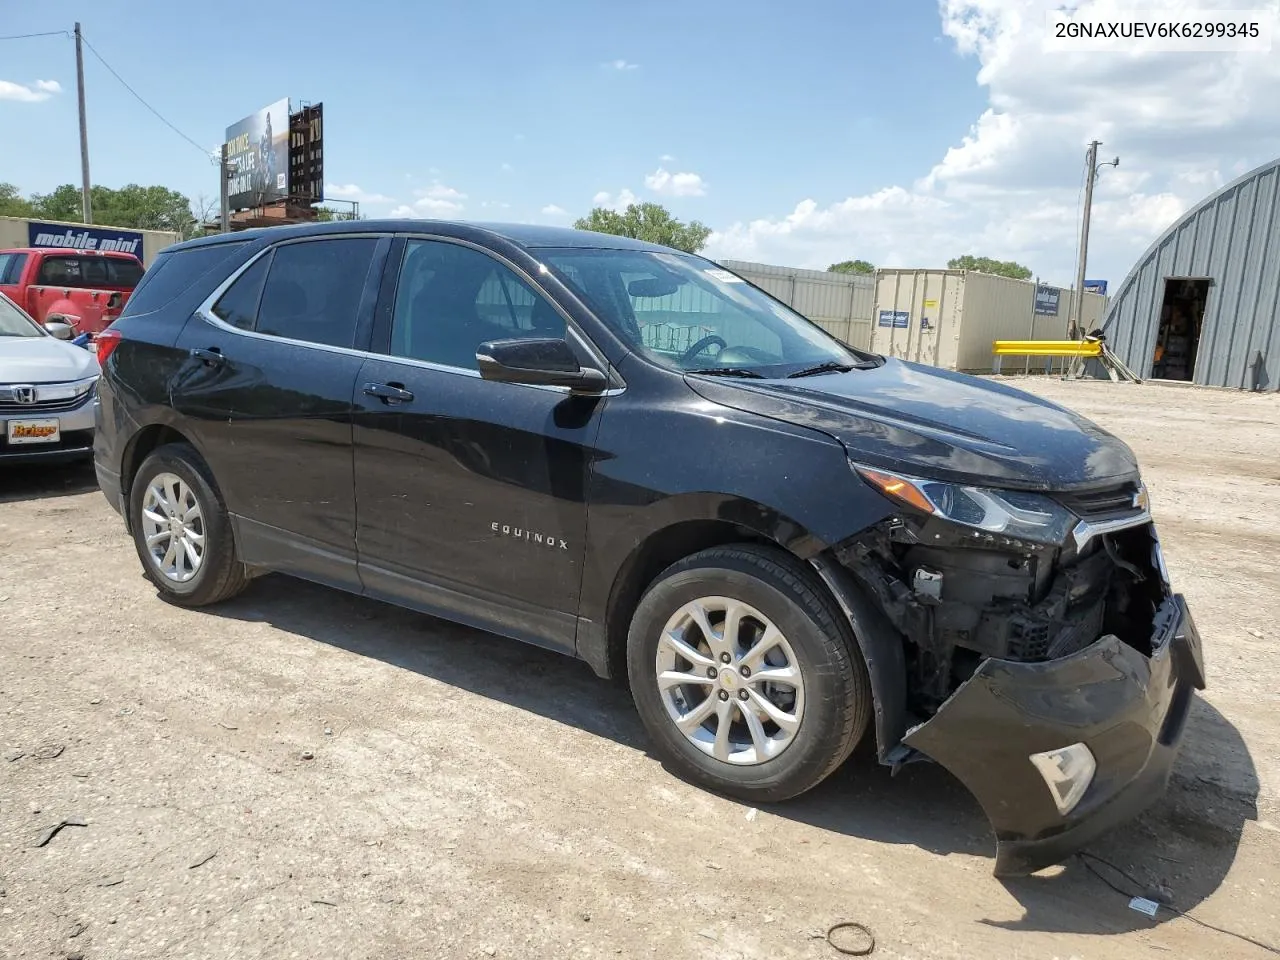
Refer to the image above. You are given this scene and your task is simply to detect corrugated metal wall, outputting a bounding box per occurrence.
[1102,157,1280,390]
[719,259,876,348]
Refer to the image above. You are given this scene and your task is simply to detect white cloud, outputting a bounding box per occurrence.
[645,166,707,197]
[707,0,1280,286]
[591,188,639,211]
[500,163,514,172]
[605,59,639,71]
[324,183,395,204]
[0,79,62,102]
[541,204,568,216]
[389,181,467,218]
[659,154,676,163]
[481,200,512,210]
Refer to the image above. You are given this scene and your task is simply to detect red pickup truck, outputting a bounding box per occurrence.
[0,247,145,336]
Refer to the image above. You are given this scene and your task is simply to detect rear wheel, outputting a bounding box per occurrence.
[128,443,248,607]
[626,544,871,802]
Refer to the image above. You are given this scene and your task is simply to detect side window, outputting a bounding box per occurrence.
[123,242,247,318]
[0,252,28,285]
[254,238,377,348]
[211,255,270,330]
[389,239,565,370]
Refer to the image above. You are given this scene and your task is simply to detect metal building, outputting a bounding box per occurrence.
[870,269,1106,372]
[719,258,1107,373]
[719,259,877,348]
[1102,157,1280,391]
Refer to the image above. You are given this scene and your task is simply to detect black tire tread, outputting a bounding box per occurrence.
[629,542,872,802]
[130,442,248,607]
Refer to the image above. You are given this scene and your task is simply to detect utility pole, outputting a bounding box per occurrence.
[1070,141,1101,339]
[1071,141,1120,339]
[74,22,92,224]
[220,144,231,233]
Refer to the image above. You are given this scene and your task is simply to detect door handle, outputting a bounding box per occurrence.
[363,381,414,404]
[190,347,225,365]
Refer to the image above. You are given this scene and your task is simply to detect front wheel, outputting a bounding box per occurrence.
[128,442,248,607]
[626,545,871,803]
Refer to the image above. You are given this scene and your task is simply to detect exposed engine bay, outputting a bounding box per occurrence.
[835,496,1167,717]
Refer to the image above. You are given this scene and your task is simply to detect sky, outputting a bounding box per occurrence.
[2,0,1279,288]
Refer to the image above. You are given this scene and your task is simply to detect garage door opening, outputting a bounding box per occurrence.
[1152,278,1210,381]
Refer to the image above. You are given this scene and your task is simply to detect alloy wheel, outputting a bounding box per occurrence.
[140,472,206,584]
[654,596,806,765]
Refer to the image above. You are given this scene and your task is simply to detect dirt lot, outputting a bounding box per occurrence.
[2,378,1279,960]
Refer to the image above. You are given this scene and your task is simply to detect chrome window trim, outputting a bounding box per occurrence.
[392,232,622,391]
[192,232,625,396]
[193,236,384,360]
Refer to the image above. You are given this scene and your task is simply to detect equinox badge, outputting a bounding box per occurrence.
[491,521,568,550]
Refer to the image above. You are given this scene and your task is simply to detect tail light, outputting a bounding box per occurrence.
[96,328,123,366]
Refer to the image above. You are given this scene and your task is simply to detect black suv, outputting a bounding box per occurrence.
[94,221,1204,875]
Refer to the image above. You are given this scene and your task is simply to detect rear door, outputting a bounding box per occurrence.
[352,237,610,652]
[171,234,389,591]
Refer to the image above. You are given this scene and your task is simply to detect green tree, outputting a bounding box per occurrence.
[947,254,1032,280]
[574,202,711,253]
[828,259,874,275]
[28,184,84,221]
[0,183,36,218]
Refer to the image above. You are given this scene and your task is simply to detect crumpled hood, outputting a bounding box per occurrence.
[0,336,100,383]
[686,358,1138,490]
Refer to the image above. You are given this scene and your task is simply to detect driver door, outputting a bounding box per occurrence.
[352,237,611,653]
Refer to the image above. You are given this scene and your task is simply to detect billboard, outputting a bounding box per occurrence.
[1084,279,1108,296]
[27,221,144,258]
[224,99,290,210]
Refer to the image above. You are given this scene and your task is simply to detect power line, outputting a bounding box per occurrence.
[0,30,70,40]
[78,33,213,160]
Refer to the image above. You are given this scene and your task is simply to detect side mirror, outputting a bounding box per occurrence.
[44,321,75,340]
[476,338,608,394]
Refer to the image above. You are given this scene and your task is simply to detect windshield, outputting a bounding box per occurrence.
[541,248,860,376]
[0,295,41,338]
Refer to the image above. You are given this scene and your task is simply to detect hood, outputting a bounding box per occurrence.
[686,358,1138,491]
[0,335,100,383]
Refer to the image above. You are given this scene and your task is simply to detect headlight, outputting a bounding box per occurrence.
[855,464,1076,545]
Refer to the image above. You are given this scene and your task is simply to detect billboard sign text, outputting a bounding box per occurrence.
[878,310,910,328]
[27,221,144,258]
[224,98,290,210]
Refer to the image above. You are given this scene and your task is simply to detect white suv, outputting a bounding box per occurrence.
[0,291,100,465]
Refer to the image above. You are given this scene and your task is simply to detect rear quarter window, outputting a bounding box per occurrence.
[121,242,249,318]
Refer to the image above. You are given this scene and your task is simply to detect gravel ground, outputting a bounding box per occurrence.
[2,377,1278,960]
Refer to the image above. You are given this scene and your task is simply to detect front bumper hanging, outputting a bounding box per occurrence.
[902,593,1205,877]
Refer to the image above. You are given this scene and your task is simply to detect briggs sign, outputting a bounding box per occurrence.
[26,221,144,258]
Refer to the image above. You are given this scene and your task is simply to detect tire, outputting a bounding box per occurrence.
[128,442,248,607]
[626,544,872,803]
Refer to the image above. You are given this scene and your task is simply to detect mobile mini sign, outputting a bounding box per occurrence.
[27,221,144,258]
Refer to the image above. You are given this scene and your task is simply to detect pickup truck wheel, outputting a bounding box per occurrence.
[627,544,871,803]
[129,443,248,607]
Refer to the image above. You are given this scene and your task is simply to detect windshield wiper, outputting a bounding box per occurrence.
[785,360,866,378]
[686,366,766,379]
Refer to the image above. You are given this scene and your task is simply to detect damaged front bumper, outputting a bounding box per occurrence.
[902,591,1206,877]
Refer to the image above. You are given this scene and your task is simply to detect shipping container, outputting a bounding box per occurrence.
[872,269,1109,372]
[719,259,876,349]
[0,215,180,267]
